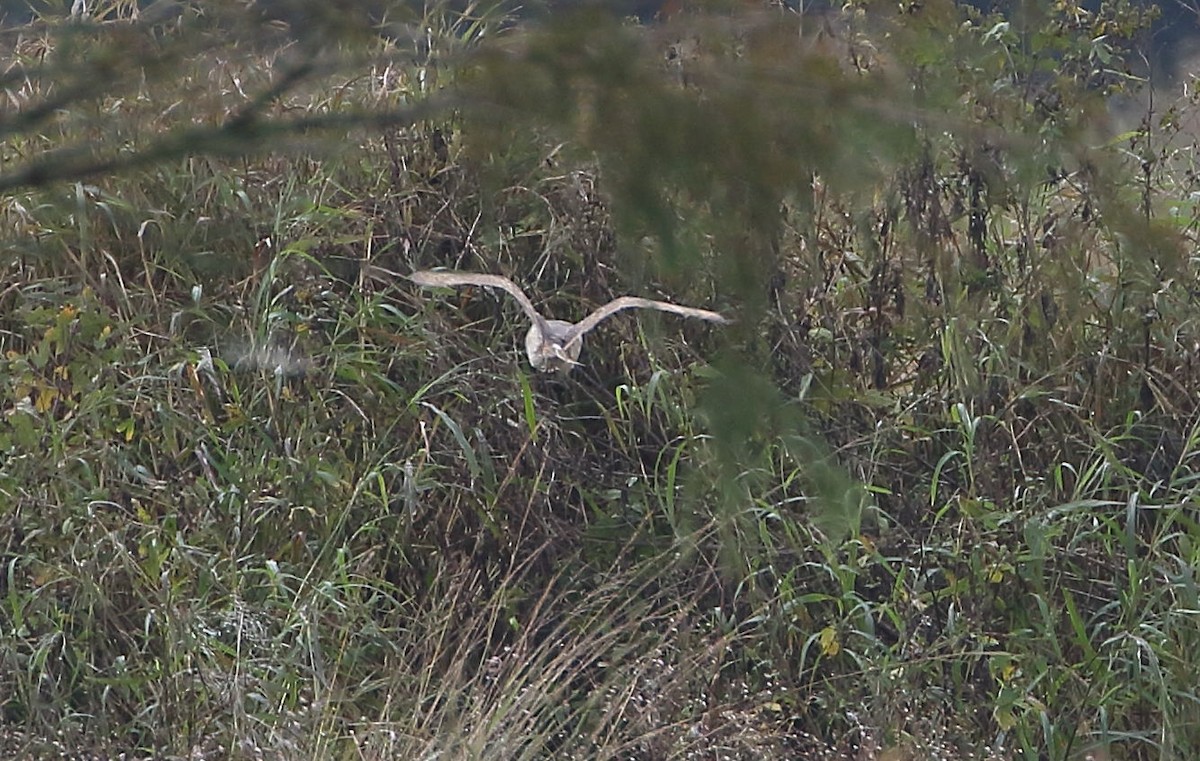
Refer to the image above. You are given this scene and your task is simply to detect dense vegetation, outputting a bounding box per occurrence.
[1,0,1198,758]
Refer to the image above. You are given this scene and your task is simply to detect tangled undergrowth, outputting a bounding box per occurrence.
[1,0,1198,759]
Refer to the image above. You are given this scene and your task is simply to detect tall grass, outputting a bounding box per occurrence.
[1,1,1199,759]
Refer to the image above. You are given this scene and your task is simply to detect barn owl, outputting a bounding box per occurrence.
[409,270,729,373]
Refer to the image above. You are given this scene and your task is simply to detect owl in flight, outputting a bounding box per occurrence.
[409,270,729,373]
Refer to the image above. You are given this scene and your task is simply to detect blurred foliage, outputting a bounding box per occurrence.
[2,0,1200,759]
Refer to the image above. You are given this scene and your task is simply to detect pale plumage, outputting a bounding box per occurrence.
[409,269,729,373]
